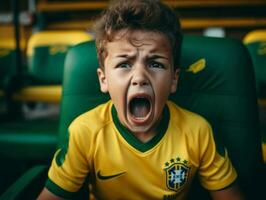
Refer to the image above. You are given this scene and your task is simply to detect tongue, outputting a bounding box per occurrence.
[130,98,150,118]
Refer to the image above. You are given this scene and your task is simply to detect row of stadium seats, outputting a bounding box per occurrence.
[0,30,93,194]
[0,30,265,198]
[0,30,93,103]
[0,33,263,199]
[1,29,265,162]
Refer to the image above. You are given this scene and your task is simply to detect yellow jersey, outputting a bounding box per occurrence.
[46,100,237,200]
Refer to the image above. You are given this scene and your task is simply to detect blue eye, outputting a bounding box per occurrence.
[149,61,164,69]
[118,63,131,68]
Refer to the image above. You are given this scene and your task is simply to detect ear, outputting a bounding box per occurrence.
[97,68,108,93]
[170,68,180,93]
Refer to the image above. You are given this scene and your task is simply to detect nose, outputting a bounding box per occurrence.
[131,66,149,86]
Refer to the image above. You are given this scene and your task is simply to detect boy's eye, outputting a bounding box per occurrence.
[148,61,164,69]
[117,62,131,68]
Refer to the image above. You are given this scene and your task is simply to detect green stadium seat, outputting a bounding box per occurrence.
[0,31,93,161]
[244,30,266,163]
[1,36,263,199]
[0,37,18,107]
[26,30,93,85]
[0,26,26,104]
[0,31,93,194]
[244,30,266,99]
[0,36,29,195]
[12,30,93,103]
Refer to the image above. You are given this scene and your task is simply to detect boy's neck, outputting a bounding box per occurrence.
[130,119,162,143]
[131,128,157,143]
[112,104,169,144]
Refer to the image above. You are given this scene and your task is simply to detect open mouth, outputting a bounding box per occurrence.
[129,96,151,120]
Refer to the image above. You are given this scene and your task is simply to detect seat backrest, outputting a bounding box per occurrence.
[0,36,24,116]
[0,37,18,94]
[243,30,266,163]
[59,41,109,146]
[171,36,262,196]
[26,31,93,84]
[59,36,262,197]
[243,30,266,98]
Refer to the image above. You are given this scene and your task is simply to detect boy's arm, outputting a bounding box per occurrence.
[196,122,245,200]
[37,188,64,200]
[209,184,245,200]
[38,119,91,200]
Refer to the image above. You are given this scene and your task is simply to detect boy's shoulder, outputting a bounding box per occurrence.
[167,101,208,122]
[167,100,212,134]
[69,100,113,134]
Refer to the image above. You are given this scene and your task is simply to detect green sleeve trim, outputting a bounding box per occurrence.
[45,178,77,199]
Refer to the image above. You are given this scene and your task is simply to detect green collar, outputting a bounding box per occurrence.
[112,105,170,152]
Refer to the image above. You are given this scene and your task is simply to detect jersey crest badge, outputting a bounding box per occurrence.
[164,158,190,192]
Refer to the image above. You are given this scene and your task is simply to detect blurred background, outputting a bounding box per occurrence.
[2,0,266,41]
[0,0,266,198]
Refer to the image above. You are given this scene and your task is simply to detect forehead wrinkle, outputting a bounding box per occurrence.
[112,47,138,59]
[115,47,170,62]
[107,30,172,62]
[129,37,154,48]
[136,46,172,61]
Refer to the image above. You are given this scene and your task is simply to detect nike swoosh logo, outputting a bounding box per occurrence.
[97,171,126,180]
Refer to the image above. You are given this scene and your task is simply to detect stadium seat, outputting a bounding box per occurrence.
[12,30,93,103]
[1,36,263,199]
[0,30,93,161]
[0,26,26,93]
[0,32,28,195]
[244,30,266,99]
[0,31,92,194]
[0,25,28,119]
[0,36,22,113]
[27,31,92,84]
[0,38,16,96]
[243,30,266,163]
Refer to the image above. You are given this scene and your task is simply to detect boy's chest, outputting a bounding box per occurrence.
[90,131,197,200]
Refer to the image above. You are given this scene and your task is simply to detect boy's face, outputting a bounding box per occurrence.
[97,29,179,135]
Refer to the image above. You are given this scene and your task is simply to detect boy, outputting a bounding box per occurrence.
[38,0,244,199]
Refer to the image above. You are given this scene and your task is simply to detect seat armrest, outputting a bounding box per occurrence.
[0,165,48,200]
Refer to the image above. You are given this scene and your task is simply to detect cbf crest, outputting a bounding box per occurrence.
[164,158,190,192]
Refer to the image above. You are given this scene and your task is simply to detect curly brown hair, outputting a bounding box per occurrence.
[93,0,183,70]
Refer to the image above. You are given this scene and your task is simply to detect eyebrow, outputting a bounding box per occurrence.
[115,54,169,60]
[147,55,169,60]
